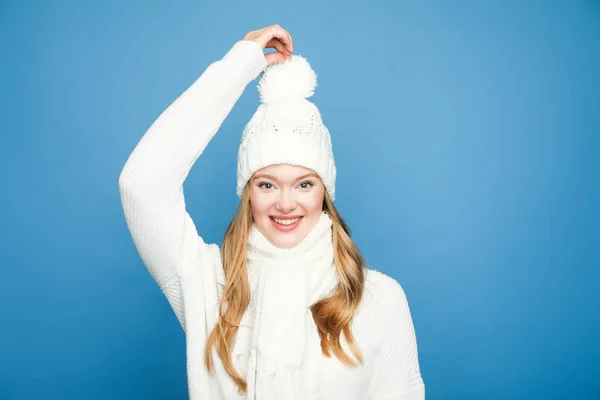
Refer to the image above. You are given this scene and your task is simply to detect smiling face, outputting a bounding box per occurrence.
[249,164,326,249]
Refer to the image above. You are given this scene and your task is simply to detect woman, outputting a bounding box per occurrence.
[119,24,425,400]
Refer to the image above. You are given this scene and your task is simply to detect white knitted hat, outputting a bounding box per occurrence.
[236,54,336,200]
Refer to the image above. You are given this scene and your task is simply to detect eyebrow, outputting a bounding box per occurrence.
[252,173,319,182]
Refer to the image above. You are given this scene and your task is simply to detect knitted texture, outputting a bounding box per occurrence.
[236,53,336,200]
[118,39,425,399]
[234,211,339,400]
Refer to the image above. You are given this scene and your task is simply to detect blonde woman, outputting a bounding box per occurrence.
[118,24,425,400]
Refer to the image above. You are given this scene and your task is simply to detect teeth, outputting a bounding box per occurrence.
[273,217,300,225]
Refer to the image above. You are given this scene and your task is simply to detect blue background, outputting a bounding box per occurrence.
[1,0,599,399]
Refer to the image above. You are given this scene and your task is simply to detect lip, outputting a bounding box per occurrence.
[269,216,304,232]
[270,215,304,220]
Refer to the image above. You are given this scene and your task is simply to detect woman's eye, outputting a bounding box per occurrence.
[258,181,313,190]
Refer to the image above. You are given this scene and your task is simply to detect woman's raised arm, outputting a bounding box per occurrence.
[117,39,269,330]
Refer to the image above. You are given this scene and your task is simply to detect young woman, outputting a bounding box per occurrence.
[119,24,425,400]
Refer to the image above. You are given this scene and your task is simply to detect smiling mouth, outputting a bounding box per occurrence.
[270,216,303,226]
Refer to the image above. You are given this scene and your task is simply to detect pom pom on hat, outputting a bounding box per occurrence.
[257,54,317,105]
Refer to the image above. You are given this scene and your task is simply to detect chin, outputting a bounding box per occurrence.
[266,228,304,249]
[270,235,302,249]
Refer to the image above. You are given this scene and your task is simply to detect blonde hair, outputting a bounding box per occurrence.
[204,184,366,393]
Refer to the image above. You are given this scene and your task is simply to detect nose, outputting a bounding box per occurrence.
[275,188,297,213]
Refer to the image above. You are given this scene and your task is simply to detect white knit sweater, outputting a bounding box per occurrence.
[118,39,425,400]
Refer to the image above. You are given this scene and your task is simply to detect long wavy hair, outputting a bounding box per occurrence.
[204,183,366,393]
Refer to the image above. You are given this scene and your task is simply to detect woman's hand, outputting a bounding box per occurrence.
[243,24,294,65]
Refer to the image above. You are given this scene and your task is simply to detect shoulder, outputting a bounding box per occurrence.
[361,268,413,319]
[364,268,409,302]
[181,236,225,285]
[362,269,420,351]
[206,241,226,283]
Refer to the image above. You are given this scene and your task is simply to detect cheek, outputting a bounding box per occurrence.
[304,187,325,212]
[250,190,273,216]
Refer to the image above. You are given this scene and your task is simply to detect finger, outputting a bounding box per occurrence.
[282,29,294,52]
[265,37,289,56]
[272,24,294,52]
[268,25,294,53]
[246,26,273,48]
[265,51,287,65]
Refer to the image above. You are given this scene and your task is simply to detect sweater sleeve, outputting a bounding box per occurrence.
[369,280,426,400]
[118,40,268,331]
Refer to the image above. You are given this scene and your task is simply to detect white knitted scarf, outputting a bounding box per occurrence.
[230,211,338,399]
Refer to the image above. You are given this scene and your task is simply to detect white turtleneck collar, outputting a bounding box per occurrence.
[230,211,338,399]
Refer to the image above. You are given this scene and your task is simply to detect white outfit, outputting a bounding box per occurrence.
[118,39,425,400]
